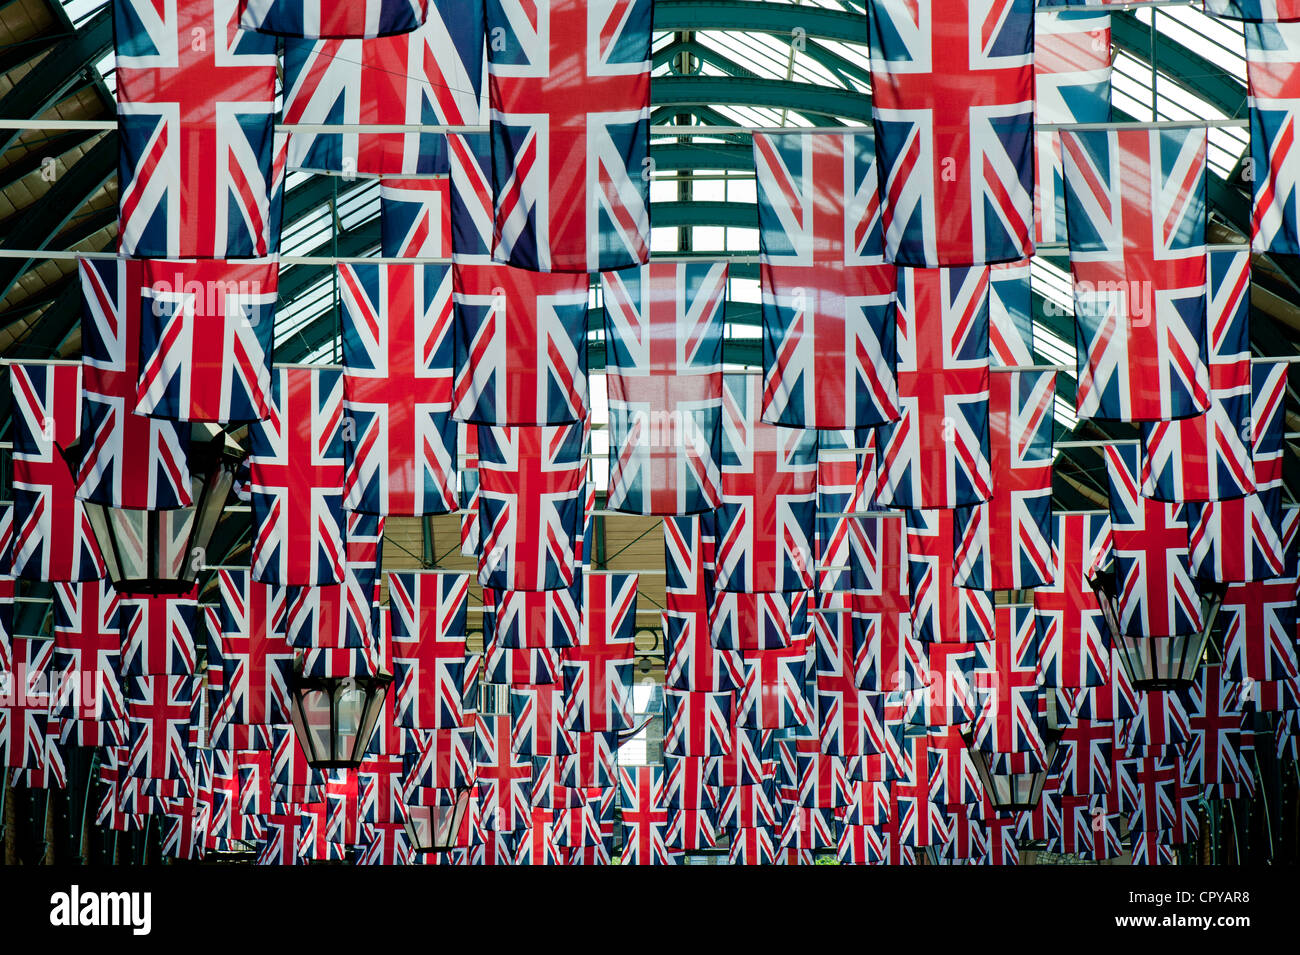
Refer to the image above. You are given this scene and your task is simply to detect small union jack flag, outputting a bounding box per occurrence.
[867,0,1035,267]
[340,263,458,516]
[1,637,53,771]
[1220,511,1299,683]
[216,569,292,729]
[663,689,733,759]
[476,713,532,832]
[1034,512,1113,688]
[388,572,470,730]
[972,605,1048,761]
[249,367,347,586]
[561,573,637,733]
[618,765,673,865]
[114,0,279,258]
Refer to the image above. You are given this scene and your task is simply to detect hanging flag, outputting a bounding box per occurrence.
[510,686,576,758]
[1102,445,1203,637]
[0,505,12,673]
[1141,250,1254,502]
[1246,22,1300,254]
[448,132,496,259]
[876,267,993,509]
[10,362,105,582]
[715,374,817,593]
[561,573,637,733]
[77,259,192,509]
[388,572,471,730]
[343,511,385,648]
[126,674,199,791]
[710,591,807,652]
[618,765,672,865]
[1035,12,1113,245]
[736,635,814,731]
[380,177,452,258]
[114,0,279,258]
[281,3,484,175]
[850,515,917,693]
[216,569,293,728]
[452,264,589,426]
[663,690,733,759]
[1034,512,1114,688]
[339,263,457,516]
[906,508,994,644]
[486,0,651,272]
[989,259,1035,367]
[953,368,1055,590]
[602,262,725,515]
[136,258,279,424]
[476,713,532,832]
[866,0,1035,266]
[815,430,876,597]
[249,367,346,586]
[664,609,743,693]
[1220,510,1299,682]
[754,130,898,430]
[120,591,199,677]
[486,585,582,649]
[972,605,1047,760]
[1186,360,1291,582]
[477,423,586,591]
[52,580,127,746]
[240,0,429,37]
[1061,127,1211,422]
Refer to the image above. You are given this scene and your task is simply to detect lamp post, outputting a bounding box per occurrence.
[72,425,245,595]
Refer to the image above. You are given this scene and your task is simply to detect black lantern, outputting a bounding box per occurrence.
[69,424,245,595]
[403,787,472,853]
[288,663,392,769]
[1091,574,1224,690]
[964,697,1064,813]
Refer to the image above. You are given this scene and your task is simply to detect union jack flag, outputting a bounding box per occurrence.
[51,581,126,745]
[989,259,1035,367]
[1124,687,1194,753]
[240,0,429,37]
[816,644,886,759]
[1246,22,1300,254]
[1054,717,1114,796]
[136,258,279,424]
[921,641,980,727]
[0,505,11,672]
[972,605,1047,760]
[1186,360,1291,583]
[1034,512,1113,688]
[119,591,199,677]
[388,573,470,730]
[0,638,52,771]
[710,591,807,653]
[850,515,916,693]
[76,258,191,509]
[666,807,718,852]
[452,263,588,426]
[618,765,672,865]
[216,569,292,728]
[486,0,651,272]
[867,0,1035,267]
[530,755,585,808]
[561,573,637,733]
[906,508,995,644]
[1142,250,1254,502]
[715,375,817,593]
[126,675,199,791]
[477,423,586,591]
[487,585,581,649]
[1220,511,1299,682]
[1103,445,1203,637]
[114,0,279,258]
[1061,127,1211,422]
[663,689,733,759]
[484,643,561,686]
[876,267,993,509]
[1185,663,1247,787]
[509,685,575,757]
[9,362,105,581]
[380,177,452,258]
[728,825,776,865]
[1034,11,1113,245]
[737,636,814,731]
[403,726,475,791]
[281,5,484,175]
[249,367,346,586]
[926,725,982,806]
[476,713,531,832]
[343,511,386,648]
[602,262,725,514]
[954,369,1055,590]
[560,731,616,790]
[754,131,898,429]
[663,755,718,812]
[340,263,457,516]
[664,608,743,693]
[815,431,876,595]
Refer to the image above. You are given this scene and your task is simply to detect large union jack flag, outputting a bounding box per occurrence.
[867,0,1035,267]
[953,368,1055,590]
[340,263,457,515]
[281,4,484,175]
[1034,11,1112,245]
[249,367,346,586]
[1033,512,1113,688]
[477,423,587,591]
[602,262,726,515]
[1103,445,1203,637]
[754,130,899,429]
[388,572,470,730]
[240,0,429,37]
[1061,127,1211,422]
[76,258,191,509]
[10,362,105,582]
[1141,250,1254,502]
[1246,22,1300,254]
[562,573,637,733]
[114,0,279,258]
[136,258,279,424]
[876,267,992,509]
[715,374,817,593]
[452,263,588,426]
[380,177,452,258]
[486,0,651,272]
